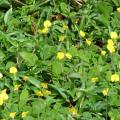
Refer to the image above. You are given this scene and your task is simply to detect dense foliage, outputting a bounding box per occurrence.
[0,0,120,119]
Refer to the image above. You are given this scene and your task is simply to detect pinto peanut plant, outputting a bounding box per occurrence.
[0,0,120,120]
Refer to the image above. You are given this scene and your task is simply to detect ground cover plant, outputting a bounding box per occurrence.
[0,0,120,119]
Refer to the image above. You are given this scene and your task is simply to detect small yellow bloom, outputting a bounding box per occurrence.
[117,7,120,12]
[110,32,118,40]
[91,77,98,83]
[44,20,52,28]
[56,52,65,60]
[111,74,119,82]
[21,111,28,118]
[22,76,29,81]
[107,44,115,53]
[9,67,17,74]
[43,90,51,95]
[65,53,72,59]
[0,72,3,79]
[38,27,49,34]
[107,39,114,46]
[86,39,91,46]
[14,84,21,91]
[0,89,8,101]
[9,112,16,119]
[102,88,109,96]
[80,30,85,38]
[101,50,106,56]
[63,24,68,30]
[40,82,48,89]
[69,107,78,116]
[59,35,65,42]
[35,91,43,97]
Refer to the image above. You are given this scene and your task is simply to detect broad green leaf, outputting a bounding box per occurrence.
[60,2,69,16]
[20,89,29,101]
[20,52,38,66]
[4,7,12,25]
[52,61,63,75]
[28,77,40,88]
[19,89,29,109]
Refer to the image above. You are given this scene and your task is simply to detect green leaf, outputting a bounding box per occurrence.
[52,61,63,75]
[20,52,38,66]
[19,89,29,109]
[60,2,69,16]
[49,84,68,101]
[0,51,5,61]
[4,7,12,25]
[0,0,10,9]
[28,77,40,88]
[68,72,81,78]
[20,89,29,101]
[97,2,112,18]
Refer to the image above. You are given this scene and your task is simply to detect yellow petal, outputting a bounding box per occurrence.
[111,74,119,82]
[102,88,109,96]
[117,7,120,12]
[40,82,48,88]
[110,32,118,40]
[86,39,91,46]
[56,52,65,60]
[9,112,16,119]
[9,67,17,74]
[21,111,28,118]
[101,50,106,56]
[44,20,52,28]
[69,107,78,116]
[35,91,43,97]
[80,30,85,37]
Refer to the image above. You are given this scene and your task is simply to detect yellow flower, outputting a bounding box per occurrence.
[0,89,8,101]
[101,50,106,56]
[35,91,43,97]
[111,74,119,82]
[40,82,48,89]
[107,39,114,46]
[117,7,120,12]
[80,30,85,38]
[102,88,109,96]
[9,112,16,119]
[9,67,17,74]
[56,52,65,60]
[44,20,52,28]
[91,77,98,83]
[110,32,118,40]
[43,90,51,95]
[65,53,72,59]
[59,35,65,42]
[107,44,115,53]
[22,76,29,81]
[69,107,78,116]
[63,24,68,30]
[38,27,49,34]
[86,39,91,46]
[21,111,28,118]
[14,84,21,91]
[0,72,3,79]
